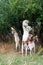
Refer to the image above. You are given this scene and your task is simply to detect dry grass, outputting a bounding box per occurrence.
[0,42,43,65]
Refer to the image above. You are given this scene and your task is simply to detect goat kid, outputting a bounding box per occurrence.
[27,35,38,55]
[11,27,20,51]
[22,34,38,55]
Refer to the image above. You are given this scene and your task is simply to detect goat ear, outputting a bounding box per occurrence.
[11,27,13,29]
[11,27,14,30]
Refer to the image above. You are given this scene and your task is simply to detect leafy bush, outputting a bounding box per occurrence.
[0,0,43,39]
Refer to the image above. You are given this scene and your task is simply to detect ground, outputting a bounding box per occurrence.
[0,42,43,65]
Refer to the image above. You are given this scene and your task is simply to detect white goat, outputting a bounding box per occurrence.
[22,20,32,55]
[11,27,20,51]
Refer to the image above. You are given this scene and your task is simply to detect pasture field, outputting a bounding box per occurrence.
[0,42,43,65]
[0,52,43,65]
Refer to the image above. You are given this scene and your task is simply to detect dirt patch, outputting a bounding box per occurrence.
[0,41,42,55]
[0,42,20,54]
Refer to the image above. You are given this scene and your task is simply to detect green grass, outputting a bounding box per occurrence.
[0,53,43,65]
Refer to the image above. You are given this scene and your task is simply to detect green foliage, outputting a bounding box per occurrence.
[0,0,43,35]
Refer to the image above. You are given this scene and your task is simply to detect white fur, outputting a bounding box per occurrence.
[22,20,32,55]
[22,26,32,41]
[28,41,35,55]
[22,20,29,27]
[22,30,29,41]
[11,27,20,50]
